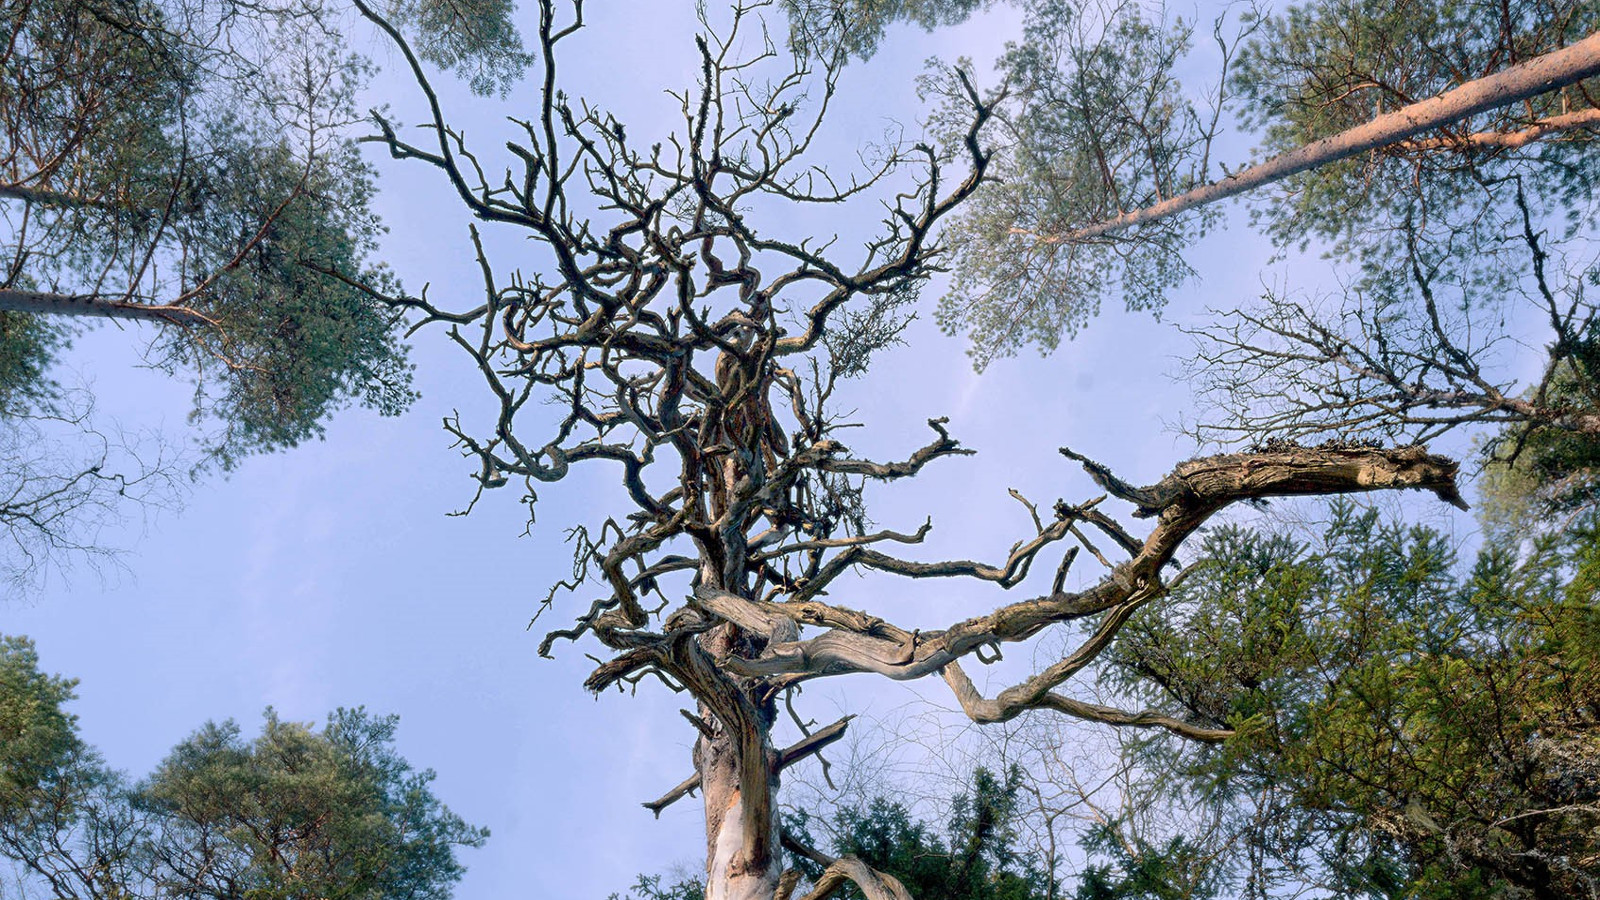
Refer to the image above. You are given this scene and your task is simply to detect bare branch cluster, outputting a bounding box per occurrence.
[1185,183,1600,448]
[0,392,183,593]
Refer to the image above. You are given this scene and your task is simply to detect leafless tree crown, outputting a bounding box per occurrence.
[353,2,1470,897]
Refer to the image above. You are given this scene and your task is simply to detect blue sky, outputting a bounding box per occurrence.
[3,3,1490,897]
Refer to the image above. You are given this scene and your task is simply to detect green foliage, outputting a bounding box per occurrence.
[607,872,707,900]
[794,1,1216,364]
[1480,328,1600,533]
[0,0,537,460]
[619,766,1054,900]
[1234,0,1600,254]
[0,0,421,463]
[0,0,193,208]
[781,0,1221,368]
[1226,0,1600,384]
[897,0,1599,364]
[163,120,418,466]
[381,0,533,96]
[0,0,184,417]
[1072,824,1221,900]
[0,636,487,900]
[785,765,1055,900]
[0,636,86,818]
[136,708,487,900]
[1105,502,1600,897]
[929,0,1212,367]
[781,0,986,60]
[0,312,68,417]
[0,0,560,585]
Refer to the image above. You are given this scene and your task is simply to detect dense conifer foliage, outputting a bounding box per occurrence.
[1098,504,1600,897]
[0,636,487,900]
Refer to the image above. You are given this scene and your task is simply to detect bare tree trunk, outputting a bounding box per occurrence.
[0,289,207,326]
[698,712,783,900]
[1034,29,1600,245]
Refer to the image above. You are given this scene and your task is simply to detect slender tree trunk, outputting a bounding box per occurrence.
[0,289,207,326]
[0,184,113,209]
[1037,28,1600,244]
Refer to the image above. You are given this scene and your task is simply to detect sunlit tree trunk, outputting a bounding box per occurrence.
[1034,29,1600,245]
[0,289,207,326]
[698,709,782,900]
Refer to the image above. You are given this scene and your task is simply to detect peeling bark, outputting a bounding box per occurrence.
[700,723,783,900]
[646,718,851,818]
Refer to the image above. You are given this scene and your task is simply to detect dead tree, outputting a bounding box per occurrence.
[357,3,1466,898]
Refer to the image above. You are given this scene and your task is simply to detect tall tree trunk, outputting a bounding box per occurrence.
[1037,28,1600,245]
[698,712,782,900]
[0,289,208,326]
[689,619,783,900]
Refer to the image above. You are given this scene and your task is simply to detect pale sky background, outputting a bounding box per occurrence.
[3,3,1491,897]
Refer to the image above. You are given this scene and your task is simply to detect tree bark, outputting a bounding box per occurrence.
[0,289,208,326]
[698,717,783,900]
[1028,29,1600,245]
[0,184,117,210]
[679,618,786,900]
